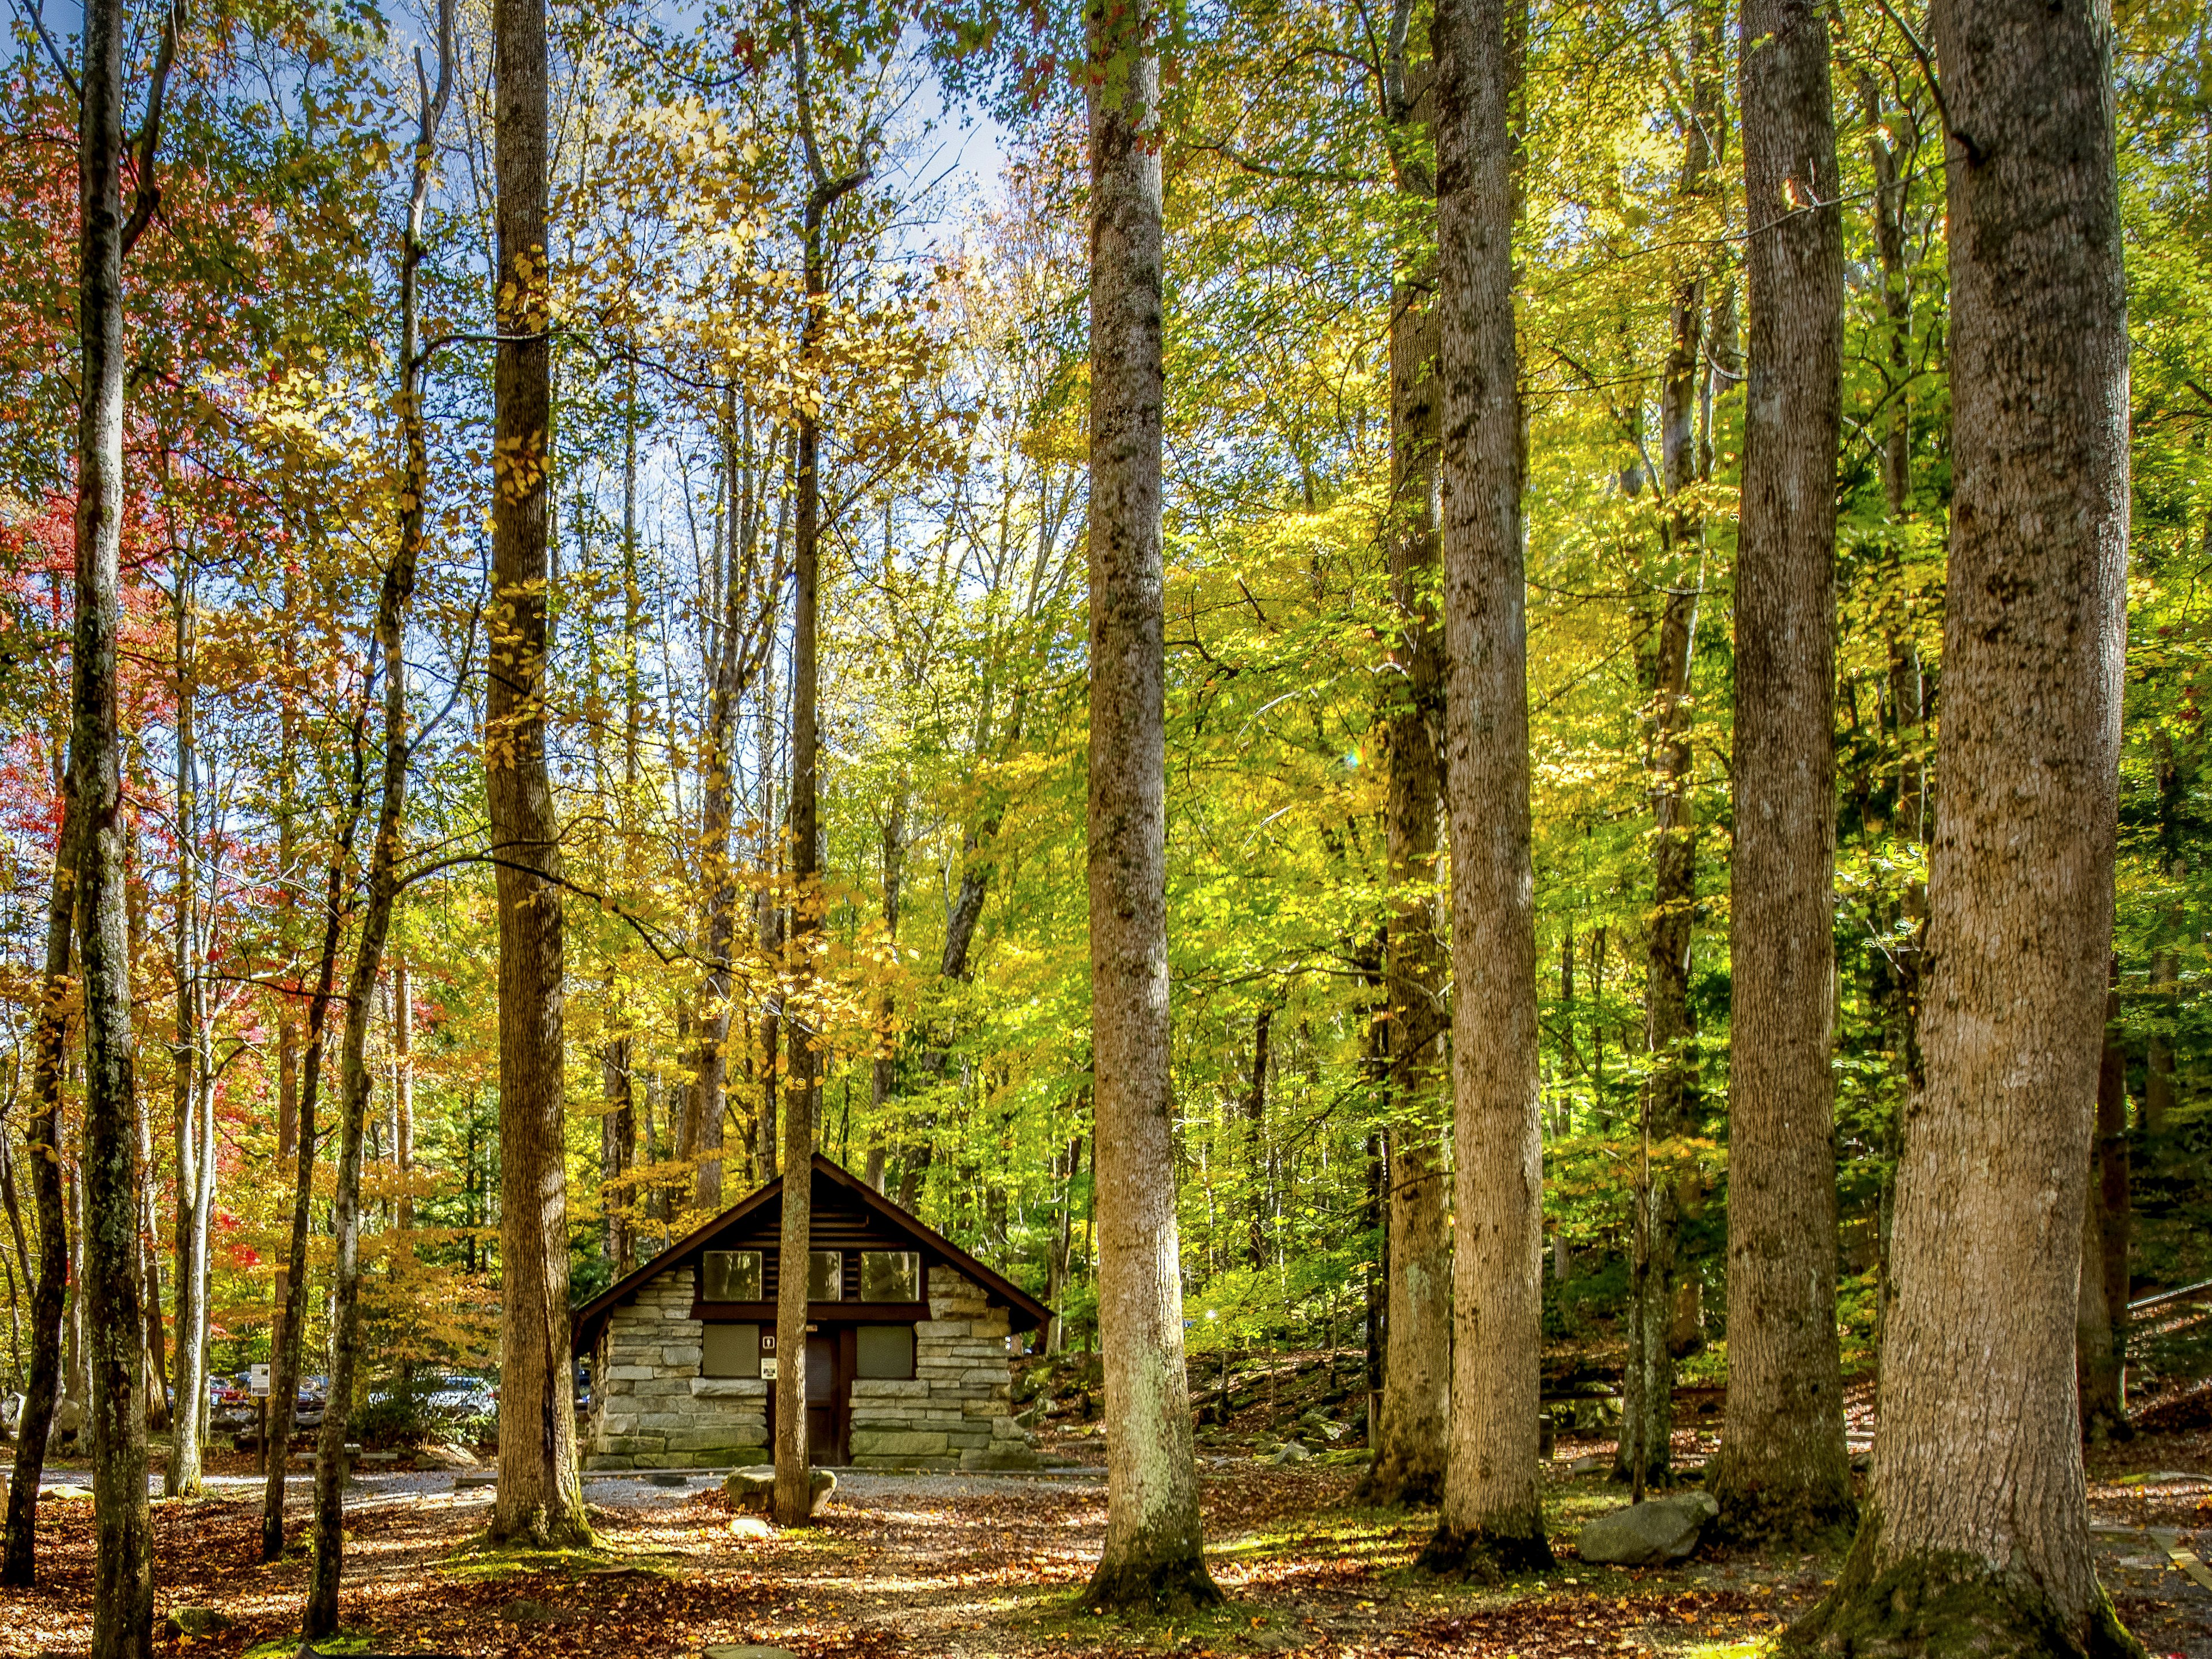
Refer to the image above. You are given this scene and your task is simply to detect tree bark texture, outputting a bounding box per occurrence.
[1707,0,1852,1544]
[1794,0,2133,1646]
[1420,0,1552,1577]
[1366,57,1452,1504]
[1080,0,1218,1610]
[490,0,588,1548]
[2,808,75,1586]
[73,0,152,1636]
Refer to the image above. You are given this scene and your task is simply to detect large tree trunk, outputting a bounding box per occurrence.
[1365,12,1452,1506]
[74,0,154,1638]
[488,0,588,1546]
[1418,0,1551,1577]
[1793,0,2131,1643]
[2,807,77,1587]
[1707,0,1852,1544]
[1078,0,1217,1611]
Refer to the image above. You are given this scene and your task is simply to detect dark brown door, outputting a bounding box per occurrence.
[805,1334,842,1464]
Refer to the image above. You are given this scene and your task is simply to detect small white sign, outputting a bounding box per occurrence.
[759,1358,778,1382]
[249,1364,271,1397]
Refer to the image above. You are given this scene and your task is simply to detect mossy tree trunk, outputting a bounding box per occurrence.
[1793,0,2135,1645]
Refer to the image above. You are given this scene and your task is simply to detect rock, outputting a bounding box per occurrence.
[1266,1440,1310,1466]
[1576,1491,1718,1567]
[960,1444,1043,1471]
[163,1607,233,1639]
[1568,1454,1608,1475]
[414,1441,478,1469]
[722,1465,835,1516]
[51,1397,84,1441]
[1296,1410,1345,1442]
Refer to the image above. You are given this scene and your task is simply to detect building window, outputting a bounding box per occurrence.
[702,1323,760,1378]
[701,1249,763,1302]
[856,1324,916,1379]
[808,1249,844,1300]
[859,1251,921,1303]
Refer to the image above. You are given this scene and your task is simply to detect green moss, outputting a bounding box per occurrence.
[1786,1512,2148,1659]
[243,1629,381,1658]
[1078,1552,1225,1615]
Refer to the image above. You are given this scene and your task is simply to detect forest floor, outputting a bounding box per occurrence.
[0,1369,2207,1659]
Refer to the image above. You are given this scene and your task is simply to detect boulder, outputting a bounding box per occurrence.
[163,1607,233,1639]
[1576,1491,1718,1567]
[1266,1440,1310,1466]
[1296,1410,1344,1443]
[51,1398,84,1441]
[414,1441,479,1469]
[722,1465,835,1517]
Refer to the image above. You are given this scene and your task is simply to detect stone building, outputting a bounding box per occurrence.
[573,1154,1051,1471]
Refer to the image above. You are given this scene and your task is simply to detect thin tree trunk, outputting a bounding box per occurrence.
[304,214,441,1615]
[260,766,361,1560]
[1419,0,1551,1575]
[2,807,76,1586]
[488,0,589,1550]
[394,960,415,1233]
[865,790,905,1192]
[1707,0,1851,1542]
[2077,984,2130,1437]
[1367,33,1452,1494]
[74,0,154,1635]
[1794,0,2131,1640]
[168,563,209,1498]
[1079,0,1217,1609]
[1243,1006,1274,1270]
[774,18,851,1515]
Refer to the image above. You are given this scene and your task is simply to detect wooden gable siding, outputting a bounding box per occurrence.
[696,1175,922,1303]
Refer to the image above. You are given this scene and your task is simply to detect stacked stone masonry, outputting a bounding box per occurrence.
[584,1266,1037,1472]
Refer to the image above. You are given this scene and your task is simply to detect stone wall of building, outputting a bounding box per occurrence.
[848,1267,1039,1472]
[585,1268,770,1470]
[581,1263,1037,1472]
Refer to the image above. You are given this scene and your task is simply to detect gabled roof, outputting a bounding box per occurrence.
[571,1152,1053,1349]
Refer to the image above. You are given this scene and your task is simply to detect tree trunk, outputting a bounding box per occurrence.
[1365,17,1453,1504]
[488,0,588,1543]
[772,78,836,1517]
[260,796,355,1560]
[2,807,77,1587]
[1707,0,1852,1543]
[1793,0,2131,1642]
[394,960,415,1233]
[2077,985,2130,1438]
[73,0,154,1637]
[1418,0,1551,1577]
[866,790,905,1192]
[168,567,210,1499]
[1078,0,1217,1610]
